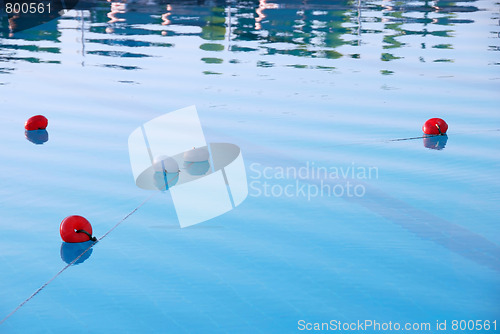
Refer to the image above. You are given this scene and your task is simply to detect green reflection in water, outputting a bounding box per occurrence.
[0,44,59,54]
[433,44,453,49]
[203,71,222,75]
[200,43,225,52]
[201,6,226,41]
[87,39,173,48]
[229,45,258,53]
[201,57,223,64]
[201,25,226,41]
[316,66,336,71]
[101,64,141,70]
[0,0,484,75]
[87,50,152,58]
[381,53,403,62]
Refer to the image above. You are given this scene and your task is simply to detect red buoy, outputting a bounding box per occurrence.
[60,215,96,243]
[25,115,48,131]
[422,118,448,135]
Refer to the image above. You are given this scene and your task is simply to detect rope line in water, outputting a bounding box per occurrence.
[316,128,500,150]
[386,128,500,142]
[387,135,437,142]
[0,193,156,326]
[97,193,155,242]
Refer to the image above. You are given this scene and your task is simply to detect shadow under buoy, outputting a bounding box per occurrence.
[25,129,49,145]
[423,134,448,150]
[60,241,94,265]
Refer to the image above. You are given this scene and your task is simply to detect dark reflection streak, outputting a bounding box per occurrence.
[356,0,361,46]
[100,64,141,70]
[81,10,85,67]
[86,39,173,48]
[87,50,152,58]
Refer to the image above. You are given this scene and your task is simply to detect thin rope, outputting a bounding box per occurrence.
[97,193,155,242]
[0,193,156,326]
[385,128,500,143]
[387,135,434,142]
[385,128,500,142]
[315,128,500,150]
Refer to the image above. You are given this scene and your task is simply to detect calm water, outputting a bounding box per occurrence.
[0,0,499,333]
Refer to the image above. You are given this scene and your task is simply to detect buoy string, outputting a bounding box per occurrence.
[387,134,443,142]
[0,243,94,326]
[0,193,156,326]
[386,128,500,142]
[75,229,97,242]
[97,193,155,242]
[319,128,500,149]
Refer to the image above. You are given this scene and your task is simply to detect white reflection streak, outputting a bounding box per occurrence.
[255,0,279,30]
[381,0,392,21]
[162,4,172,26]
[107,1,126,23]
[381,0,392,23]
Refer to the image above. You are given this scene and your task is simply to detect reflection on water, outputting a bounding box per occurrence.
[1,0,495,75]
[60,241,94,265]
[25,129,49,145]
[423,134,448,150]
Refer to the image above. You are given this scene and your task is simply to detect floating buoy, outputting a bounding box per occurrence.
[184,147,209,163]
[25,115,48,131]
[60,215,97,243]
[152,155,179,173]
[423,118,448,135]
